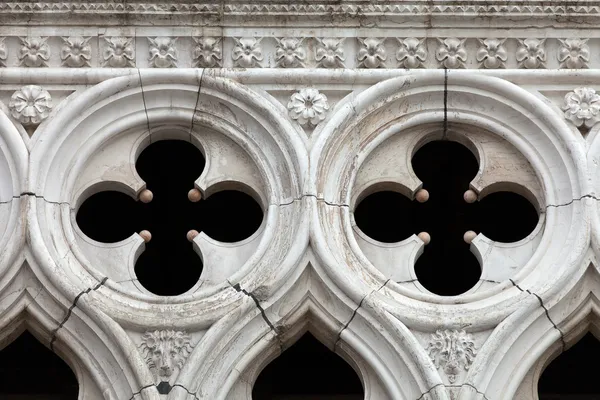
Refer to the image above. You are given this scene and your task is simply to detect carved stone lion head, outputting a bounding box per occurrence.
[427,329,477,383]
[140,330,193,383]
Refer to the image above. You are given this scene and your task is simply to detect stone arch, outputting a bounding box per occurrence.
[310,70,587,333]
[0,262,159,400]
[170,261,446,399]
[27,70,308,327]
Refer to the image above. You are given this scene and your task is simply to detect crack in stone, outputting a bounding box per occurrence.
[189,69,205,142]
[543,194,600,211]
[128,383,154,400]
[19,192,71,207]
[230,281,283,350]
[462,382,491,400]
[415,383,444,400]
[172,383,200,400]
[137,68,151,137]
[279,194,349,208]
[49,277,108,351]
[509,279,566,352]
[334,280,388,351]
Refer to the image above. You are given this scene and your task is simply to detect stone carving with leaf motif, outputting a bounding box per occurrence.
[18,36,50,67]
[103,37,135,68]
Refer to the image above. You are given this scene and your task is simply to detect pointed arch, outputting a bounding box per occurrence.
[0,261,159,400]
[171,259,447,400]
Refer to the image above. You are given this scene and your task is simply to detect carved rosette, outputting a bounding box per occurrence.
[0,37,7,67]
[287,88,329,127]
[562,87,600,128]
[516,38,546,69]
[558,38,590,69]
[396,37,427,68]
[18,36,50,67]
[357,37,387,68]
[193,37,222,68]
[476,38,507,69]
[61,36,92,68]
[103,37,135,68]
[427,329,477,383]
[148,37,178,68]
[232,37,263,68]
[275,37,306,68]
[140,330,193,385]
[9,85,53,126]
[316,37,345,68]
[435,38,467,69]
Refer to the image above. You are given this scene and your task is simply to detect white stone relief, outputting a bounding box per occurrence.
[435,38,467,69]
[558,38,590,69]
[148,36,178,68]
[18,36,50,67]
[396,37,427,68]
[193,36,222,67]
[8,85,52,126]
[516,38,546,69]
[562,87,600,128]
[103,37,135,68]
[357,37,387,68]
[140,330,193,384]
[287,88,329,127]
[476,38,507,69]
[232,37,263,68]
[427,329,477,383]
[275,37,306,68]
[0,37,7,67]
[316,37,345,68]
[60,36,92,68]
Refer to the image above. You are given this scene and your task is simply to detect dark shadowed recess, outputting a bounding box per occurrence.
[538,333,600,399]
[76,139,263,296]
[354,139,539,296]
[0,331,78,399]
[253,333,364,400]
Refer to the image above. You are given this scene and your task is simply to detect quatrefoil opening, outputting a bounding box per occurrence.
[354,138,540,296]
[76,140,264,296]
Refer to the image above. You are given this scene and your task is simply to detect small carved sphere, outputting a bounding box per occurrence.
[415,189,429,203]
[187,230,199,242]
[139,230,152,243]
[464,190,478,203]
[139,189,153,203]
[463,230,477,244]
[188,188,202,202]
[418,232,431,245]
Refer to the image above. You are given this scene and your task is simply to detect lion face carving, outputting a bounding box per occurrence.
[140,330,193,383]
[427,329,477,383]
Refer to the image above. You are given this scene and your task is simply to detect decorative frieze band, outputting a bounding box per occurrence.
[0,35,599,69]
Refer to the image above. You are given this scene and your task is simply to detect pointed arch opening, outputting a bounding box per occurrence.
[538,332,600,399]
[0,330,78,399]
[252,332,364,400]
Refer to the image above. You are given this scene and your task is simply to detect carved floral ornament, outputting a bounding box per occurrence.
[60,36,91,67]
[316,37,345,68]
[427,329,477,383]
[558,38,590,69]
[103,36,135,68]
[148,36,178,68]
[193,36,222,68]
[516,38,546,69]
[563,87,600,128]
[357,37,387,68]
[287,88,330,127]
[275,37,306,68]
[435,37,467,69]
[476,38,507,69]
[232,37,263,68]
[18,36,50,67]
[0,37,7,67]
[8,85,53,126]
[396,37,427,68]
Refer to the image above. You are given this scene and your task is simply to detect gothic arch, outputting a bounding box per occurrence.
[171,260,446,400]
[27,70,308,327]
[0,261,159,400]
[310,70,588,332]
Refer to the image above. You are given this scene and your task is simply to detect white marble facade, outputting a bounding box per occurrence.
[0,1,600,399]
